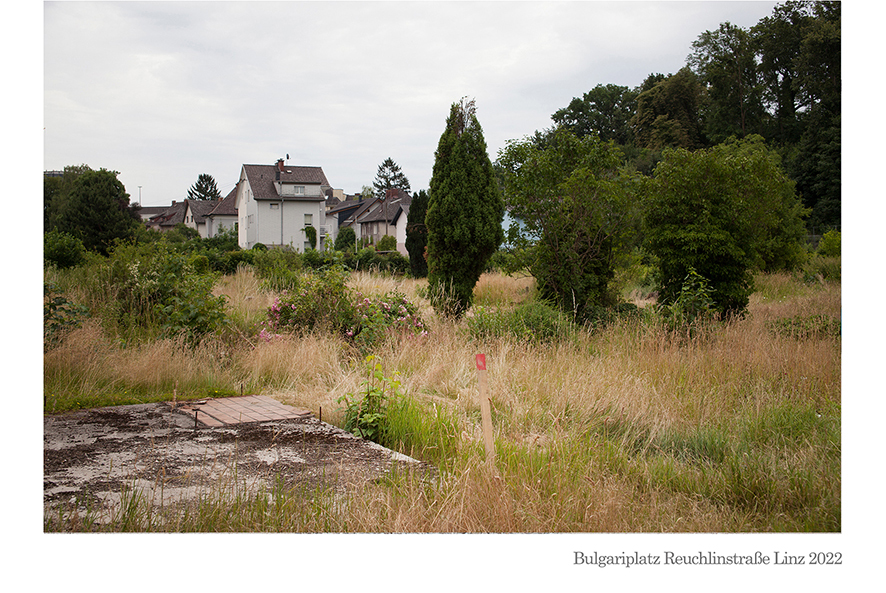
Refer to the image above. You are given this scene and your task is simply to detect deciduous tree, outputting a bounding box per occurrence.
[631,67,705,150]
[498,129,642,320]
[645,135,808,317]
[58,169,140,255]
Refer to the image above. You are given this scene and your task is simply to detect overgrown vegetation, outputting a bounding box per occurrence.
[45,246,840,532]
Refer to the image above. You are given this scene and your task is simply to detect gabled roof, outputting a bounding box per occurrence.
[208,186,239,217]
[149,201,187,227]
[185,199,219,224]
[357,190,412,224]
[242,164,329,201]
[330,198,378,227]
[137,206,169,221]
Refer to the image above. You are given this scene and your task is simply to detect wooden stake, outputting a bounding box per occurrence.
[476,354,495,462]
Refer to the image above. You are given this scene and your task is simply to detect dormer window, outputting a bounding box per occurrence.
[279,184,306,197]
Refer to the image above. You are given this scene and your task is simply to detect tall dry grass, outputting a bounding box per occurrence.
[45,266,840,532]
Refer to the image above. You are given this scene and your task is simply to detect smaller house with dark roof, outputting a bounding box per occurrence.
[356,188,412,255]
[205,186,239,238]
[183,199,221,238]
[326,192,378,245]
[235,159,333,251]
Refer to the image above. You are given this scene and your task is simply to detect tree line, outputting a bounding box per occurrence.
[544,0,840,230]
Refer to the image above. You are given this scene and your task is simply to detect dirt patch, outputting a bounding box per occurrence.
[44,401,431,523]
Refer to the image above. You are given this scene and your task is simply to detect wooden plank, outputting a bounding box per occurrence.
[476,354,495,462]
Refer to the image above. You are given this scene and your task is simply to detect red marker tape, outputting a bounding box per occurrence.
[476,353,486,371]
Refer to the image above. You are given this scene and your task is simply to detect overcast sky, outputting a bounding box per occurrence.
[44,1,782,206]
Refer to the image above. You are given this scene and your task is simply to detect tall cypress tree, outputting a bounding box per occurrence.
[426,98,504,317]
[405,189,429,278]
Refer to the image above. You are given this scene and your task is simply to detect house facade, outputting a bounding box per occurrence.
[236,160,333,251]
[355,188,412,255]
[205,186,239,238]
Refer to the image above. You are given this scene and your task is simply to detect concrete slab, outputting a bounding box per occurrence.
[44,397,430,526]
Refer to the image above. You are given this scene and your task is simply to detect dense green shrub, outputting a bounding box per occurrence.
[44,230,87,269]
[376,235,397,252]
[260,266,354,337]
[44,282,90,351]
[466,301,575,343]
[348,291,428,352]
[334,227,356,252]
[302,248,323,270]
[646,136,808,317]
[498,129,643,321]
[252,247,303,291]
[107,242,228,340]
[817,230,840,257]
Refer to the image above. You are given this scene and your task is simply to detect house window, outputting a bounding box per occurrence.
[270,203,279,210]
[294,186,305,195]
[304,213,313,226]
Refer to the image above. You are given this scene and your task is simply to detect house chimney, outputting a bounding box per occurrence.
[277,158,285,172]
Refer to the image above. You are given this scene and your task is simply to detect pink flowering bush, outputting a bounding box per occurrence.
[259,268,427,352]
[348,290,428,353]
[261,267,355,336]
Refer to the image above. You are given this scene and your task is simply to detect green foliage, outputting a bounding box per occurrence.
[252,247,303,291]
[334,226,356,252]
[817,230,840,257]
[427,98,505,317]
[44,230,87,269]
[187,173,222,201]
[376,235,397,252]
[261,266,355,337]
[57,168,139,255]
[405,189,429,278]
[798,255,840,284]
[767,314,840,340]
[302,248,323,270]
[630,67,705,150]
[165,223,200,243]
[663,267,716,328]
[337,356,402,443]
[497,129,642,322]
[44,282,90,351]
[372,157,411,199]
[688,21,764,143]
[465,301,575,343]
[107,242,228,340]
[304,225,317,250]
[347,291,428,353]
[552,83,638,144]
[645,135,808,317]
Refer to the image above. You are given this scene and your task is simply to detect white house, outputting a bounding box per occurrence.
[205,186,239,238]
[182,199,220,239]
[235,159,333,251]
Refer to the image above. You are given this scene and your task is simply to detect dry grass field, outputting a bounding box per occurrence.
[44,265,840,532]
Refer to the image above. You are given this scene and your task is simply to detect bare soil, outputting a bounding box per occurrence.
[44,401,430,524]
